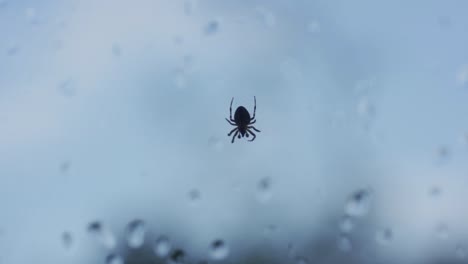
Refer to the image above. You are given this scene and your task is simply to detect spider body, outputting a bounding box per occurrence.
[226,97,261,143]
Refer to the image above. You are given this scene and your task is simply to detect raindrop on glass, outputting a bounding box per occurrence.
[354,78,376,95]
[184,0,196,16]
[6,42,19,56]
[60,160,71,174]
[456,244,467,259]
[375,228,393,245]
[294,256,309,264]
[210,239,229,260]
[339,215,354,233]
[263,224,277,237]
[256,7,276,27]
[306,21,321,33]
[204,20,219,35]
[87,221,116,249]
[435,146,450,164]
[357,97,375,118]
[435,222,449,240]
[208,136,223,151]
[337,235,352,252]
[257,177,272,203]
[188,189,201,202]
[61,231,73,249]
[456,64,468,87]
[52,39,63,51]
[287,242,295,258]
[25,7,38,24]
[170,249,185,264]
[106,253,124,264]
[112,44,121,57]
[345,189,372,217]
[126,219,146,248]
[174,69,187,89]
[154,236,171,258]
[460,132,468,146]
[437,16,451,29]
[429,186,442,197]
[58,79,75,97]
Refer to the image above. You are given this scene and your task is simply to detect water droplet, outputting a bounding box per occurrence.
[25,7,38,24]
[87,221,116,249]
[337,235,352,252]
[354,78,376,95]
[357,97,375,118]
[61,231,73,249]
[256,7,276,27]
[52,39,63,51]
[210,239,229,260]
[435,146,450,164]
[306,21,321,33]
[204,20,219,35]
[429,186,442,197]
[294,256,309,264]
[6,42,20,56]
[456,65,468,87]
[170,249,185,264]
[208,136,223,151]
[257,177,272,203]
[437,16,451,29]
[339,215,354,233]
[375,228,393,245]
[58,79,76,97]
[60,160,71,174]
[188,189,201,201]
[263,224,277,237]
[435,222,449,240]
[174,69,187,89]
[112,44,121,57]
[154,236,171,258]
[287,242,295,257]
[126,219,146,248]
[106,253,124,264]
[456,244,467,259]
[345,189,372,217]
[184,0,196,15]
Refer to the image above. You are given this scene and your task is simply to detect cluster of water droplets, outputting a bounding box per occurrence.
[336,188,377,253]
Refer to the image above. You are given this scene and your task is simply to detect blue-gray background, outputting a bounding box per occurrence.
[1,0,468,263]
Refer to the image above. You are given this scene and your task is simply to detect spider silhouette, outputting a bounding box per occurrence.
[226,96,261,143]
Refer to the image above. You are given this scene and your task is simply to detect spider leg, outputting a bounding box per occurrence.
[228,127,237,136]
[251,96,257,120]
[247,129,256,142]
[231,130,239,143]
[250,119,256,124]
[229,97,234,121]
[225,118,236,126]
[248,126,261,133]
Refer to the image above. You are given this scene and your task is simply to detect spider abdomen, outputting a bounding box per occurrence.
[234,106,251,125]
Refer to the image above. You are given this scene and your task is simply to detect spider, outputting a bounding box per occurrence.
[226,96,261,143]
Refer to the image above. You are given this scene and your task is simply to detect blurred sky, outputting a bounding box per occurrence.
[1,0,468,263]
